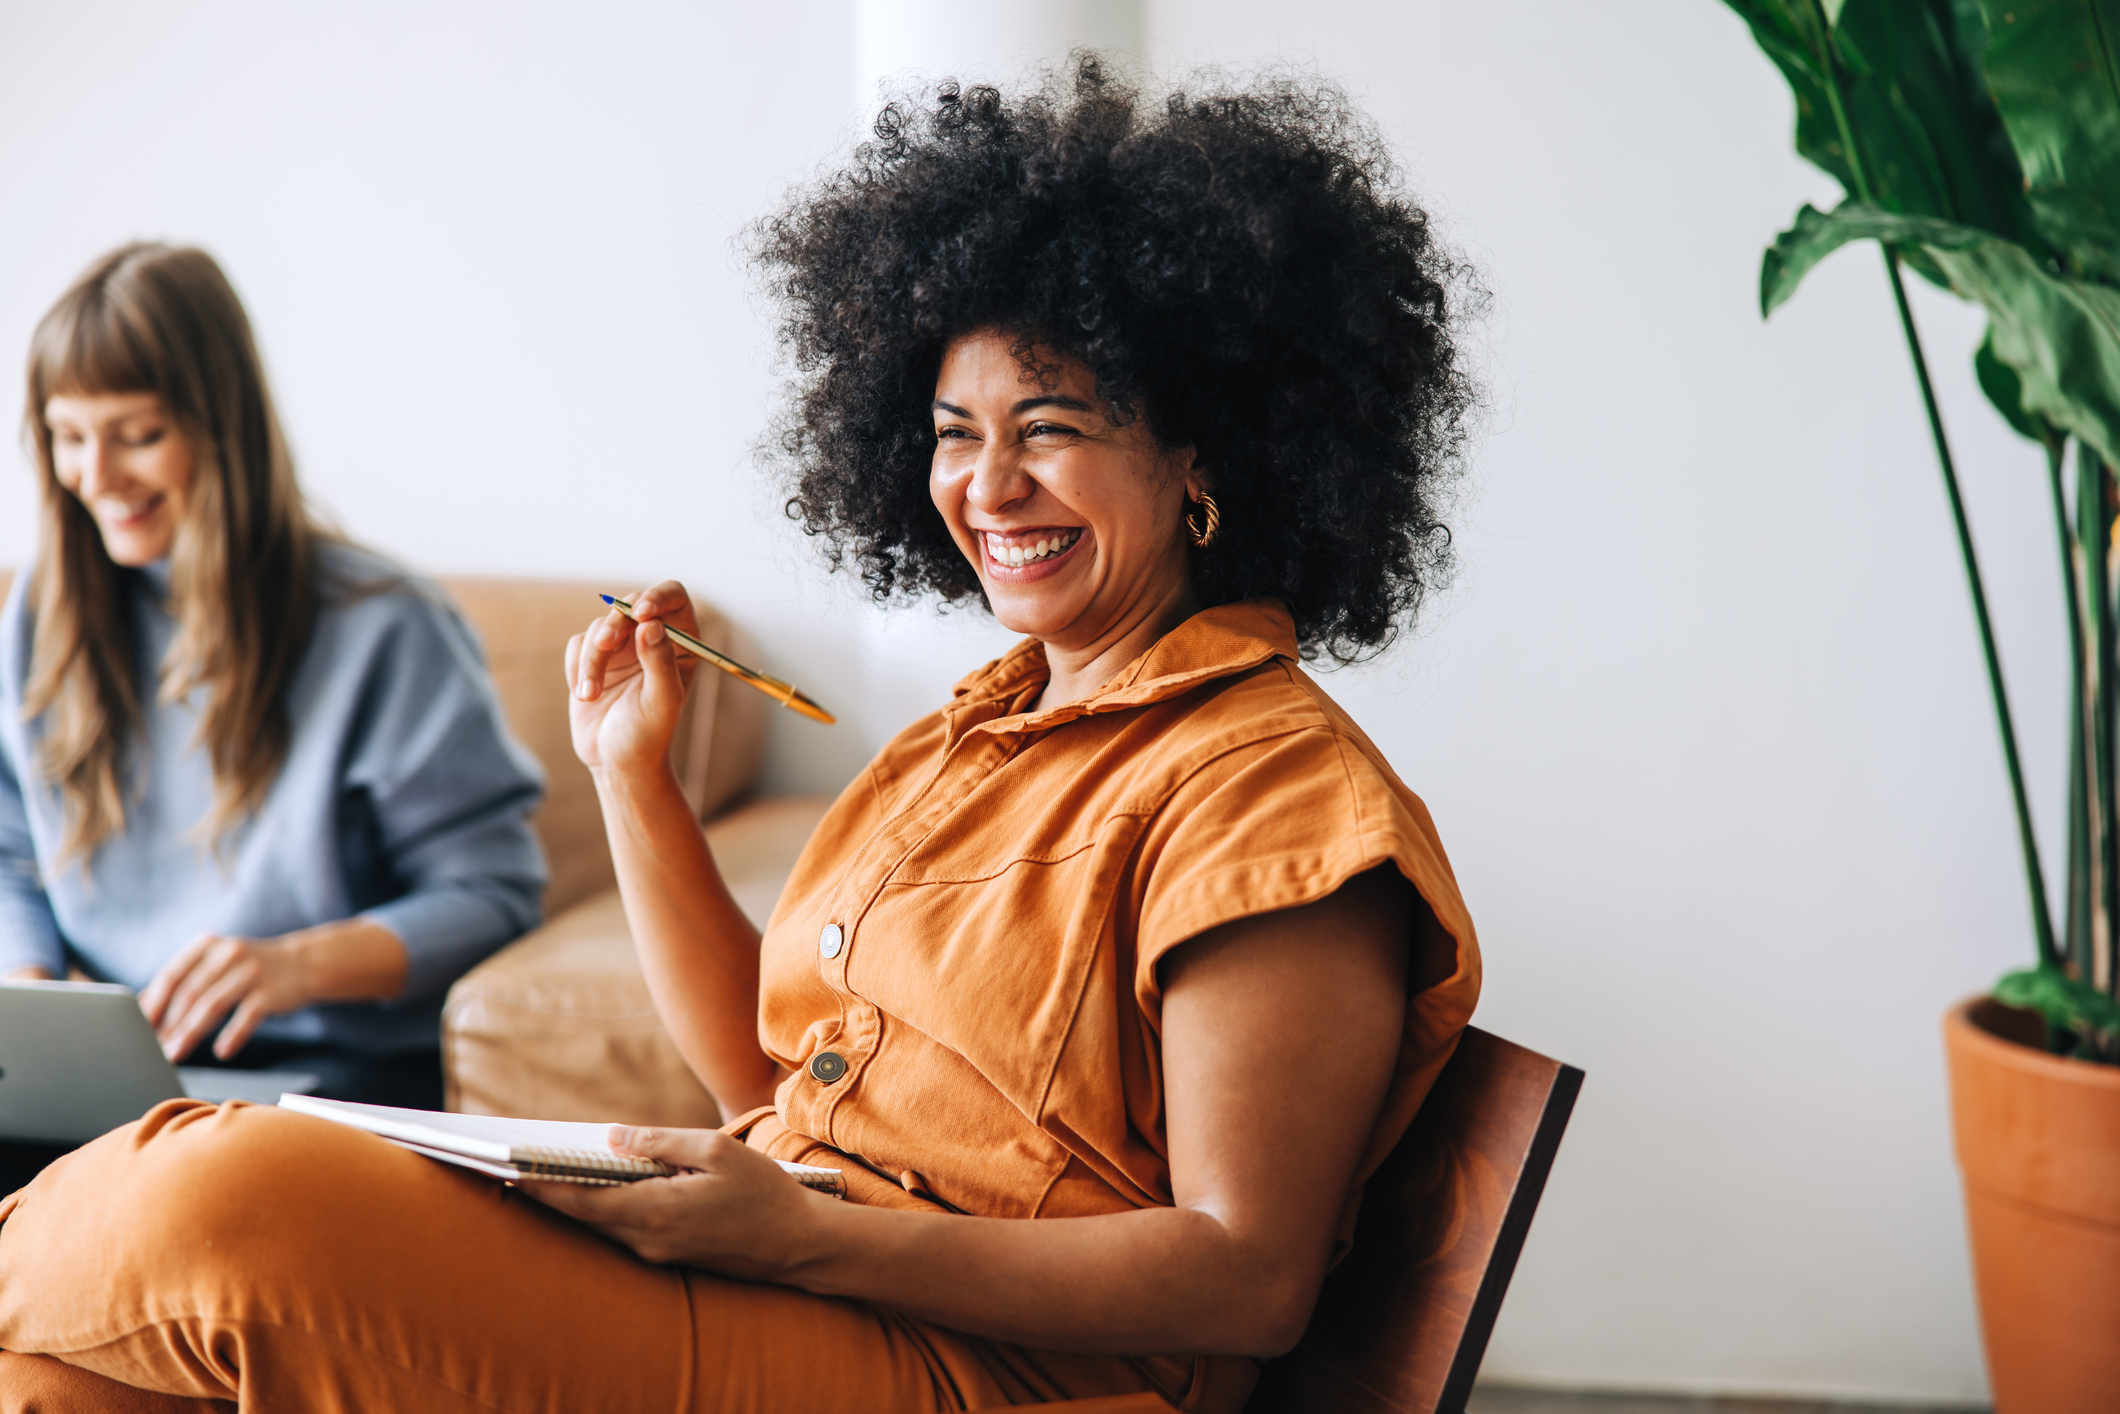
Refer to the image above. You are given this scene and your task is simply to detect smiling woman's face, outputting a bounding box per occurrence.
[44,390,197,567]
[929,330,1199,652]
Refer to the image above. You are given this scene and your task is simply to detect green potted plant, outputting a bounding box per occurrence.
[1717,2,2120,1409]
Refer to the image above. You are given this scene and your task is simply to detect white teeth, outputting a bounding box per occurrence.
[987,530,1080,568]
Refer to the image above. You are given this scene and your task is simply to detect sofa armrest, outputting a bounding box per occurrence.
[441,795,834,1122]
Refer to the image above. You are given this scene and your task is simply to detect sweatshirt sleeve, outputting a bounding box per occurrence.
[0,572,63,979]
[0,737,64,979]
[340,586,548,1001]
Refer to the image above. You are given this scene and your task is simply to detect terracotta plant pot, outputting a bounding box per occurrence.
[1944,996,2120,1414]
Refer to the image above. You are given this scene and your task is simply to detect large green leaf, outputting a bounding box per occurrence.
[1834,0,2044,243]
[1932,236,2120,467]
[1760,201,2120,466]
[1975,327,2067,448]
[1722,0,2042,249]
[1760,201,1978,311]
[1975,0,2120,282]
[1721,1,1850,188]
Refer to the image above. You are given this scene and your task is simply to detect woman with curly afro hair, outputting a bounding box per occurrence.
[0,60,1484,1414]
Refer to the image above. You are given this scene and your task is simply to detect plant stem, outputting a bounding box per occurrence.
[2094,447,2120,996]
[2050,445,2091,977]
[1882,254,2060,968]
[2077,445,2115,989]
[2048,442,2083,687]
[2068,712,2089,979]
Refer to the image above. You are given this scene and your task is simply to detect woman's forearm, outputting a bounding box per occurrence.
[593,762,781,1115]
[786,1199,1311,1357]
[281,917,409,1001]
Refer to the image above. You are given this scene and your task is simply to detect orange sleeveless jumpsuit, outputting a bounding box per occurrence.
[0,600,1479,1414]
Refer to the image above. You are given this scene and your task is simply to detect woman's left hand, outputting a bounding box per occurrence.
[521,1126,826,1278]
[139,917,410,1062]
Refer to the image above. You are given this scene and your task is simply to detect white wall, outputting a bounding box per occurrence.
[856,0,1142,112]
[0,1,2045,1403]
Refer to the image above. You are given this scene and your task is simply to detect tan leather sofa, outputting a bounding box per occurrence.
[438,579,831,1125]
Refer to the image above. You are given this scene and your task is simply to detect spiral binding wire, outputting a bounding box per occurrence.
[512,1147,672,1186]
[506,1146,848,1196]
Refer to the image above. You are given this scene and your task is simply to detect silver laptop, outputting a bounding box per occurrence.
[0,979,320,1144]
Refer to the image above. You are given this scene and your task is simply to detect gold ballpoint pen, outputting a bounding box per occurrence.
[600,594,836,725]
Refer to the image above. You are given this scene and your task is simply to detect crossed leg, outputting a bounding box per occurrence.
[0,1353,228,1413]
[0,1100,1048,1413]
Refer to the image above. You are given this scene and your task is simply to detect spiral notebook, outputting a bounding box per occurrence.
[277,1094,846,1195]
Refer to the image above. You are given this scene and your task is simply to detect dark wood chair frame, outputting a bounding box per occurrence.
[1243,1026,1585,1414]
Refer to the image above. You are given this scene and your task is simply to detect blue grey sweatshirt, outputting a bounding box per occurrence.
[0,544,546,1054]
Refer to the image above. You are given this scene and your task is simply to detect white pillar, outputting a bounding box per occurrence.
[853,0,1145,116]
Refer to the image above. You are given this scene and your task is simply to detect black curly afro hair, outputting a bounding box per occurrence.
[755,57,1478,662]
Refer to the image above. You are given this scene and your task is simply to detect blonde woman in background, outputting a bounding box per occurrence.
[0,243,546,1108]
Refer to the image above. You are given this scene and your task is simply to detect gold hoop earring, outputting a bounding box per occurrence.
[1185,492,1220,549]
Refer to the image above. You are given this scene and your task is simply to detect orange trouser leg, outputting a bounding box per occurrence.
[0,1099,1041,1414]
[0,1352,229,1413]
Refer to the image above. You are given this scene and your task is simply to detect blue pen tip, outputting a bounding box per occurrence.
[600,594,616,605]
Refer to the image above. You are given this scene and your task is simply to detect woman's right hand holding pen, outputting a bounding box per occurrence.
[566,580,700,779]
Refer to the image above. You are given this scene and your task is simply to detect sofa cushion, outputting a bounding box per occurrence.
[442,795,833,1123]
[439,578,767,917]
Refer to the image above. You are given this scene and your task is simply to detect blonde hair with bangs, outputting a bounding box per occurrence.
[22,243,326,866]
